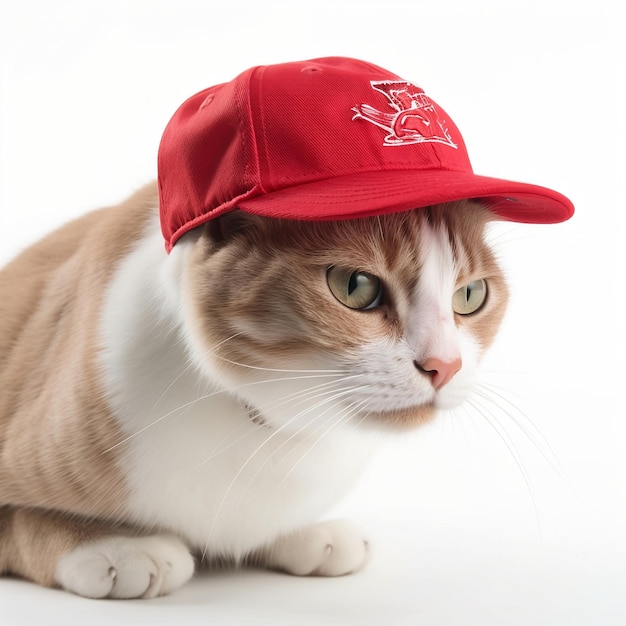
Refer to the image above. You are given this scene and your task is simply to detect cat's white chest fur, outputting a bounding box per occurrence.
[99,217,375,558]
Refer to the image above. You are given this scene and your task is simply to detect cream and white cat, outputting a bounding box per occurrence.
[0,184,508,598]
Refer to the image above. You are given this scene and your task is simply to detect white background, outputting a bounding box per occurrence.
[0,0,624,624]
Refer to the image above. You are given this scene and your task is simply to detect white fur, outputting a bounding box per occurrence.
[264,519,369,576]
[99,216,376,561]
[410,220,462,364]
[413,221,482,409]
[56,534,194,599]
[98,212,481,566]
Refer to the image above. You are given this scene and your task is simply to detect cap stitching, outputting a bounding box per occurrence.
[237,66,264,195]
[272,161,467,185]
[251,65,273,194]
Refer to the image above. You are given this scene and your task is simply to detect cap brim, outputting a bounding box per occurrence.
[237,169,574,224]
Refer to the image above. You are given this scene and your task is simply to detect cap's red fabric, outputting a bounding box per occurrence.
[158,57,574,252]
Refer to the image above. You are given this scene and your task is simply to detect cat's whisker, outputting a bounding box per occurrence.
[213,331,246,348]
[278,398,372,488]
[477,381,556,450]
[200,383,371,560]
[229,410,341,514]
[196,419,261,466]
[466,394,534,486]
[474,383,569,487]
[231,387,370,507]
[345,398,374,431]
[104,372,357,454]
[240,381,370,473]
[199,397,332,561]
[465,395,544,543]
[210,330,350,377]
[198,375,365,463]
[247,374,367,420]
[485,223,531,249]
[211,352,346,375]
[375,214,386,244]
[148,361,196,413]
[104,393,204,453]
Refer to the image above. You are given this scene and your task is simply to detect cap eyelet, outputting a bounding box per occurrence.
[200,94,214,109]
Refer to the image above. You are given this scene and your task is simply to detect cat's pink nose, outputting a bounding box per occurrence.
[417,356,462,390]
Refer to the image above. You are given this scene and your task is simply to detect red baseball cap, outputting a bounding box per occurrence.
[158,56,574,252]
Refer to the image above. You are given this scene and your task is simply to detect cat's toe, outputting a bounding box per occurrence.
[56,534,194,599]
[265,520,370,577]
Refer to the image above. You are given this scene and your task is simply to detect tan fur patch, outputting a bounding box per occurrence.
[184,200,508,428]
[189,202,506,348]
[0,184,158,579]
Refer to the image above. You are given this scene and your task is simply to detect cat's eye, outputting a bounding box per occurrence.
[326,267,383,310]
[452,279,488,315]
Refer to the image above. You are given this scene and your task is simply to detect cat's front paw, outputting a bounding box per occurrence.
[56,534,194,599]
[263,520,369,577]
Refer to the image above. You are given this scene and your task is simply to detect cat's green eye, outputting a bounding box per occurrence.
[452,279,488,315]
[326,267,383,310]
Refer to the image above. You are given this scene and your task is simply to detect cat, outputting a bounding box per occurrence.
[0,184,508,598]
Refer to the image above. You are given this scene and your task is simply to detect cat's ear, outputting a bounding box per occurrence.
[203,210,264,248]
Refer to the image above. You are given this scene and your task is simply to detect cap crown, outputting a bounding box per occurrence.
[158,57,469,250]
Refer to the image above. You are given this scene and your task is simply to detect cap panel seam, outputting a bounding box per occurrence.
[244,65,269,194]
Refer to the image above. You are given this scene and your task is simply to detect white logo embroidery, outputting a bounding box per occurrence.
[352,80,457,148]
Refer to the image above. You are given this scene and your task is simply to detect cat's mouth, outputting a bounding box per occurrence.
[365,403,437,430]
[243,397,436,433]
